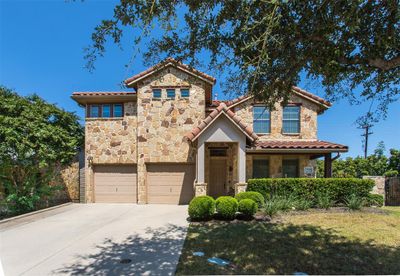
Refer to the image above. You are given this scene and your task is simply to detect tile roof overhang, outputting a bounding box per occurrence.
[124,57,216,89]
[185,102,259,142]
[207,87,331,113]
[71,92,136,105]
[247,140,348,153]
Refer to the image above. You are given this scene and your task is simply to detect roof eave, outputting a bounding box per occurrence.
[71,94,137,105]
[246,148,348,153]
[124,61,216,88]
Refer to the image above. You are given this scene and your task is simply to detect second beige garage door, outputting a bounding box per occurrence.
[147,164,195,204]
[94,165,137,203]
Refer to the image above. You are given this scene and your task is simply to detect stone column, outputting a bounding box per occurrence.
[85,160,94,203]
[234,182,247,195]
[197,142,205,183]
[194,182,207,197]
[238,141,246,183]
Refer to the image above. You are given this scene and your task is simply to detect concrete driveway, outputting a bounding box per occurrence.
[0,204,189,276]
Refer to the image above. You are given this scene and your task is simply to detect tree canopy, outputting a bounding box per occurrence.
[85,0,399,120]
[0,87,83,213]
[316,142,400,178]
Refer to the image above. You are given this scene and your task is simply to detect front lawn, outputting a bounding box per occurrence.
[176,208,400,275]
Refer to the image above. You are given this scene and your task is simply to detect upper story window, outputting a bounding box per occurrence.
[113,104,123,117]
[102,104,111,117]
[181,88,190,98]
[87,103,123,118]
[283,106,300,134]
[253,158,269,178]
[89,105,100,118]
[253,106,270,134]
[167,89,176,99]
[152,89,161,99]
[282,159,299,178]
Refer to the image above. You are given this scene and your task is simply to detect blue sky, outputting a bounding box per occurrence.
[0,0,398,157]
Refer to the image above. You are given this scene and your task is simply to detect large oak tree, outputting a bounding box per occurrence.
[85,0,399,121]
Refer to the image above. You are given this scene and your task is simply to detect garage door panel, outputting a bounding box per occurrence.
[147,196,182,204]
[96,186,135,194]
[94,165,137,203]
[147,185,185,195]
[147,164,194,204]
[95,195,136,203]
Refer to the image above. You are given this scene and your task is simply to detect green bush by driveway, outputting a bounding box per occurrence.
[188,196,215,220]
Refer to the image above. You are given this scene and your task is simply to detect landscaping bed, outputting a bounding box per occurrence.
[177,207,400,275]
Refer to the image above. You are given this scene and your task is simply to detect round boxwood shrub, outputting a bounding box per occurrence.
[215,196,238,220]
[238,199,257,217]
[235,191,265,208]
[188,196,215,220]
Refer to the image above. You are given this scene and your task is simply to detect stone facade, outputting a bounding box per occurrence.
[60,161,80,202]
[80,62,330,203]
[234,94,319,140]
[85,102,137,164]
[84,102,137,202]
[135,66,207,203]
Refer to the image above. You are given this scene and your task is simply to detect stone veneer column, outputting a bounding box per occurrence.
[194,183,207,196]
[234,182,247,195]
[136,113,147,204]
[137,157,147,204]
[85,161,94,203]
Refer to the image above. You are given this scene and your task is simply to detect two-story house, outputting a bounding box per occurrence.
[72,58,348,204]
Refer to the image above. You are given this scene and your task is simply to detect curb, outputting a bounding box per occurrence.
[0,202,73,224]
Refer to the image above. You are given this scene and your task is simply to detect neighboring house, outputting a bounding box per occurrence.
[72,57,348,204]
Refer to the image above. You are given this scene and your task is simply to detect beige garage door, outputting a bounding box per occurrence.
[147,164,195,204]
[94,165,137,203]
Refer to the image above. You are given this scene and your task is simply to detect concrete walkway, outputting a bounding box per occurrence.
[0,204,189,276]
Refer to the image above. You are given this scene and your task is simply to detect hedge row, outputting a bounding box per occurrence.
[247,178,374,204]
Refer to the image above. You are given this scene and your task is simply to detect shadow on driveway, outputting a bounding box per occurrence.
[55,224,186,275]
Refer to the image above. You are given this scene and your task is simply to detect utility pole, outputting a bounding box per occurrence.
[361,124,373,158]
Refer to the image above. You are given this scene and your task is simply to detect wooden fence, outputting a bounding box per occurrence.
[385,176,400,206]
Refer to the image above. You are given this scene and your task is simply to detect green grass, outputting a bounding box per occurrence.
[383,206,400,217]
[176,208,400,275]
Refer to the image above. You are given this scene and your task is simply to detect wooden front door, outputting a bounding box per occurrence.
[209,158,227,198]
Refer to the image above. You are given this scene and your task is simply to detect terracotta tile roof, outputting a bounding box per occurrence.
[124,57,216,86]
[186,102,258,142]
[207,87,331,110]
[72,91,136,96]
[254,140,348,151]
[292,86,331,107]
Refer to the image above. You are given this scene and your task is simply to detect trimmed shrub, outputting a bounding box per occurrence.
[188,196,215,220]
[345,194,364,210]
[216,196,238,220]
[235,191,265,208]
[238,199,257,217]
[365,194,384,207]
[247,178,374,205]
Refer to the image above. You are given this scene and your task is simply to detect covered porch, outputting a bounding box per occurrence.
[246,140,349,179]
